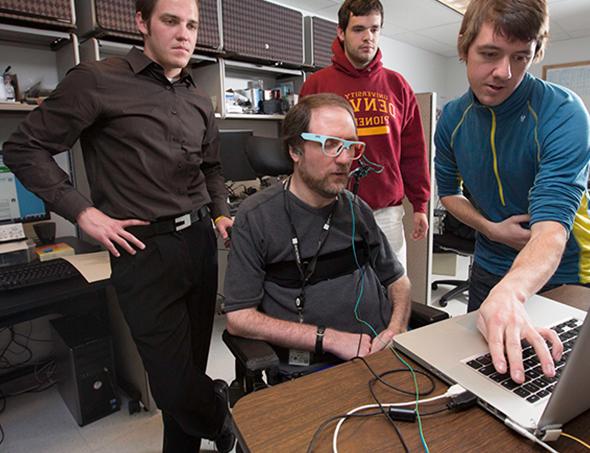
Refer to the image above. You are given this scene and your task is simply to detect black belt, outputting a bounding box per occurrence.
[129,206,209,238]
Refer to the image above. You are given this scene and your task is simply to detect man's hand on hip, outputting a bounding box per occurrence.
[77,207,149,257]
[477,288,563,384]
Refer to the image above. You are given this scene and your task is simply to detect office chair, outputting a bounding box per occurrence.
[244,135,293,181]
[431,211,476,307]
[222,302,449,407]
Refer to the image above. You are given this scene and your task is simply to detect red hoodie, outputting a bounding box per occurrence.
[300,38,430,213]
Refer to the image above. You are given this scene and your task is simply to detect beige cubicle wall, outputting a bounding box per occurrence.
[403,92,436,305]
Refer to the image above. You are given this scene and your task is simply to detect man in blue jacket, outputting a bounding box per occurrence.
[435,0,590,385]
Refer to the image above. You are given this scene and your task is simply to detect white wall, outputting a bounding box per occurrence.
[442,35,590,108]
[378,35,449,96]
[271,1,449,98]
[530,35,590,79]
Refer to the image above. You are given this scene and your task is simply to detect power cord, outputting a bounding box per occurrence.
[561,432,590,450]
[504,418,560,453]
[331,384,471,453]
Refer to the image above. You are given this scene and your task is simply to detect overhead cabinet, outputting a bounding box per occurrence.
[304,16,337,69]
[222,0,304,67]
[75,0,222,53]
[0,0,75,30]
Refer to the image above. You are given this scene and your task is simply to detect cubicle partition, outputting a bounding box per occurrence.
[403,92,436,305]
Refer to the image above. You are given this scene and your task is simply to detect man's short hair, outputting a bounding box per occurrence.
[282,93,356,157]
[458,0,549,62]
[337,0,384,31]
[136,0,200,22]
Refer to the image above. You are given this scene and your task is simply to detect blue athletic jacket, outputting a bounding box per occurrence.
[435,73,590,283]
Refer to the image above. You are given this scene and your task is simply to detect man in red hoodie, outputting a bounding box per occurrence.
[300,0,430,270]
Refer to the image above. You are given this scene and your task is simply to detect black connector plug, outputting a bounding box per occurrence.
[388,407,417,423]
[447,391,478,411]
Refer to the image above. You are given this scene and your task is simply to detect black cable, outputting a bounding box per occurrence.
[306,410,383,453]
[4,334,33,368]
[0,327,15,359]
[369,385,410,452]
[0,390,5,446]
[420,406,452,417]
[353,356,436,396]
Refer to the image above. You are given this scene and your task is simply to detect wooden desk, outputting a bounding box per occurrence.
[233,285,590,452]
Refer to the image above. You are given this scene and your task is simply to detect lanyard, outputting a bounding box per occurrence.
[283,177,337,322]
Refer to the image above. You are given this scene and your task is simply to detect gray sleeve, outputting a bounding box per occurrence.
[222,211,266,312]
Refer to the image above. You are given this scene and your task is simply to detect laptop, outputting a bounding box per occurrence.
[393,294,590,442]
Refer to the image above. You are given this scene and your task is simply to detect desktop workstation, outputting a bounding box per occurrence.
[0,157,122,425]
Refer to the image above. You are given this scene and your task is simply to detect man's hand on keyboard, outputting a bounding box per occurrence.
[77,207,148,257]
[477,289,563,384]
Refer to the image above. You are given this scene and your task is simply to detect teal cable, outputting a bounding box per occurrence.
[391,346,430,453]
[346,194,428,451]
[347,193,378,338]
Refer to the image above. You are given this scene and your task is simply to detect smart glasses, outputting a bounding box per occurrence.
[300,133,366,160]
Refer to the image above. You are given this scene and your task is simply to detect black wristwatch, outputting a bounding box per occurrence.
[315,325,326,356]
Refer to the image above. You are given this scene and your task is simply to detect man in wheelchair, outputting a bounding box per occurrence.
[223,93,411,377]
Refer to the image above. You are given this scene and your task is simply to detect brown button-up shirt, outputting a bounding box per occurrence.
[3,47,229,223]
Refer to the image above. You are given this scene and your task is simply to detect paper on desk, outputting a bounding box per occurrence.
[0,240,30,254]
[64,251,111,283]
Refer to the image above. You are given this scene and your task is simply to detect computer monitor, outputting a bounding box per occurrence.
[0,152,49,225]
[219,130,257,182]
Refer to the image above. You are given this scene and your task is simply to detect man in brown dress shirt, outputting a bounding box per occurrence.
[3,0,235,452]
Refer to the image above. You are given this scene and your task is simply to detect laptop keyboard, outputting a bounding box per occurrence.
[464,318,581,404]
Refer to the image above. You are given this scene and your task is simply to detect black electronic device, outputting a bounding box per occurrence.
[0,258,81,291]
[50,314,120,426]
[219,130,258,182]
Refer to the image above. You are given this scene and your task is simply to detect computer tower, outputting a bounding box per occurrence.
[50,314,120,426]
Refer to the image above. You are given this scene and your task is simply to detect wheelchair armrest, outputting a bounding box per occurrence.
[222,330,280,373]
[409,302,449,329]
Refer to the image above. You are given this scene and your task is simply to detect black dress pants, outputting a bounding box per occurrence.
[110,217,224,452]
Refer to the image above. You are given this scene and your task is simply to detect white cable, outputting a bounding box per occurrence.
[332,385,468,453]
[504,419,560,453]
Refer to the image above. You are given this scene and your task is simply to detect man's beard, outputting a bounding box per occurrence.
[298,161,349,199]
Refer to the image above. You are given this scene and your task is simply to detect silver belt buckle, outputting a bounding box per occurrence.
[174,213,191,231]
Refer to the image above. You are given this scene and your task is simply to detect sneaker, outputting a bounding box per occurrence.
[213,379,236,453]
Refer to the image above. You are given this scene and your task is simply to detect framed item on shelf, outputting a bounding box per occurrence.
[1,71,19,102]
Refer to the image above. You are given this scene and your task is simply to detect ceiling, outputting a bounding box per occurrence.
[273,0,590,57]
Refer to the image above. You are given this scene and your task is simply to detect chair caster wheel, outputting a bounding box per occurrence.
[432,283,439,290]
[438,298,448,307]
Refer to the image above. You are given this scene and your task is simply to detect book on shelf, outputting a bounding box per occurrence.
[34,242,75,261]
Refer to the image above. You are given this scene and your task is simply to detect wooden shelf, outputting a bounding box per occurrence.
[0,103,37,112]
[225,113,285,120]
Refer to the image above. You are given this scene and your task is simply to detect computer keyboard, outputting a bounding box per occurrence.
[0,258,81,291]
[464,318,581,404]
